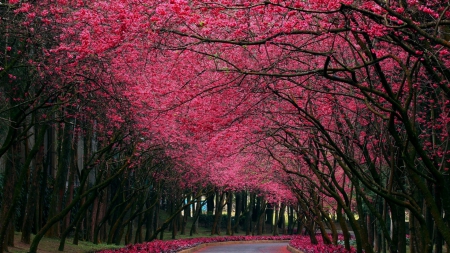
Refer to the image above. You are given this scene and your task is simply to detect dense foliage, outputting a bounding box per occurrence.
[1,0,449,253]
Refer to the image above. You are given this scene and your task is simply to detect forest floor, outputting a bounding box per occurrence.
[10,232,122,253]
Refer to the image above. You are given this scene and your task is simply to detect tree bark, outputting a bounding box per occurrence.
[226,192,233,235]
[211,192,226,235]
[46,120,73,238]
[233,191,242,234]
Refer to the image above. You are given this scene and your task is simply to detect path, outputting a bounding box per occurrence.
[193,242,290,253]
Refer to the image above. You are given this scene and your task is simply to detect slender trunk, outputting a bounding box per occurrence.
[107,197,135,244]
[317,204,335,244]
[149,196,201,242]
[273,204,279,236]
[46,121,73,238]
[124,204,136,245]
[29,160,128,253]
[0,145,18,253]
[337,205,351,251]
[90,196,100,242]
[59,181,100,251]
[245,193,254,235]
[211,192,226,235]
[266,204,274,232]
[233,192,242,234]
[190,198,204,236]
[181,195,190,235]
[72,178,88,246]
[153,202,160,236]
[94,180,124,244]
[279,203,286,235]
[134,212,144,244]
[287,205,294,235]
[63,155,75,233]
[207,193,215,214]
[256,198,266,235]
[226,192,233,235]
[144,194,157,241]
[21,134,44,244]
[0,125,47,253]
[434,183,443,253]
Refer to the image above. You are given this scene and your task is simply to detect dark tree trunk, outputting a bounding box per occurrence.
[245,193,255,235]
[46,121,73,238]
[278,203,286,234]
[233,191,242,234]
[207,193,215,214]
[273,204,279,236]
[0,144,19,252]
[190,197,204,236]
[226,192,233,235]
[144,194,157,241]
[21,137,44,244]
[211,192,226,235]
[337,204,351,251]
[256,197,266,235]
[181,195,190,235]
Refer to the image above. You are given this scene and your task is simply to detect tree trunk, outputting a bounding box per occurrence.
[107,196,135,244]
[190,197,204,236]
[144,194,156,241]
[245,193,255,235]
[46,121,73,238]
[226,192,233,235]
[207,193,215,214]
[72,178,88,246]
[211,192,226,235]
[0,145,18,253]
[90,196,100,242]
[337,204,351,251]
[29,161,127,253]
[256,198,266,235]
[273,204,279,236]
[233,191,242,234]
[21,136,44,244]
[63,154,75,233]
[0,124,47,253]
[279,203,286,235]
[181,195,190,235]
[59,181,100,251]
[134,212,144,244]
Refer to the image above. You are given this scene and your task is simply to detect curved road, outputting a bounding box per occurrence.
[193,242,290,253]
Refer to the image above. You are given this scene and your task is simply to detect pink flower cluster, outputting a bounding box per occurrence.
[289,236,356,253]
[97,235,297,253]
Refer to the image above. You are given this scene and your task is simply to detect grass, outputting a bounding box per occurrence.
[10,232,122,253]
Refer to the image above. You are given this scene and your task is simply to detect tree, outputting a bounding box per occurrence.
[4,1,450,253]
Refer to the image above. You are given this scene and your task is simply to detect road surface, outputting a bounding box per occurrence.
[193,242,290,253]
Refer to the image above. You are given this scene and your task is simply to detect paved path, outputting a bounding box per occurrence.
[193,242,290,253]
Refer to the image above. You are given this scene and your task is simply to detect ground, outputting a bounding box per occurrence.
[9,232,120,253]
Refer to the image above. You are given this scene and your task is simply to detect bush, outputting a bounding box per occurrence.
[290,236,356,253]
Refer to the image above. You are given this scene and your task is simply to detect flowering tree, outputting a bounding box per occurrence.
[148,1,450,252]
[1,0,450,253]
